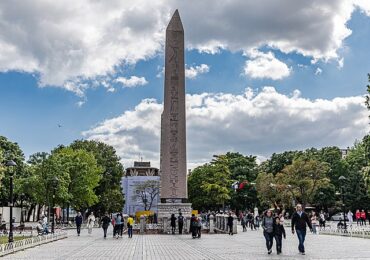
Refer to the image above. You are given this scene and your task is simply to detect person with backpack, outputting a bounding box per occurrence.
[75,212,83,236]
[291,204,313,255]
[227,212,234,235]
[101,213,111,239]
[178,212,184,234]
[127,215,134,238]
[262,209,274,254]
[190,214,198,238]
[170,214,176,234]
[114,213,122,239]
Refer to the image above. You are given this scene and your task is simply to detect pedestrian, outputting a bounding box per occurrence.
[255,214,260,230]
[274,217,286,255]
[347,210,353,227]
[87,212,95,235]
[262,209,274,255]
[361,210,367,226]
[41,215,49,234]
[119,213,124,237]
[114,213,122,239]
[190,214,198,238]
[197,216,202,238]
[178,212,184,234]
[75,212,83,236]
[227,212,234,235]
[291,204,313,255]
[170,213,176,234]
[311,212,318,234]
[356,209,361,225]
[241,214,247,232]
[127,215,134,238]
[101,212,110,239]
[319,211,326,230]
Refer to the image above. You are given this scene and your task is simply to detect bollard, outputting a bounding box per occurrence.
[209,215,214,233]
[140,215,145,234]
[163,217,168,234]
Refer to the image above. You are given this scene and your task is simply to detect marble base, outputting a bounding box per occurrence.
[157,202,192,219]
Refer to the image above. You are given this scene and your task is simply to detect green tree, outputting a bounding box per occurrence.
[275,158,331,207]
[69,140,124,215]
[255,172,278,208]
[188,163,231,210]
[0,136,26,206]
[52,147,103,211]
[212,152,258,210]
[259,151,298,175]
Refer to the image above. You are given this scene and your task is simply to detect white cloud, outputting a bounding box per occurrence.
[185,64,210,79]
[0,1,369,95]
[83,88,369,169]
[244,50,291,80]
[116,76,148,88]
[315,67,323,75]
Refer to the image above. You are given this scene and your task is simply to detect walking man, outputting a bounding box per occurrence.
[178,212,184,234]
[75,212,83,236]
[291,204,313,255]
[227,212,234,235]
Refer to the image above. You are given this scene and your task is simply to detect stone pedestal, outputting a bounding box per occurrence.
[157,203,192,218]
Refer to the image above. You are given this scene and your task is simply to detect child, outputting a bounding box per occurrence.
[273,217,286,255]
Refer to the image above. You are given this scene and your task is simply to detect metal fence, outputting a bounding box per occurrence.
[0,231,68,257]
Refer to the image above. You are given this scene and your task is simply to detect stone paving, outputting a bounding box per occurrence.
[4,226,370,260]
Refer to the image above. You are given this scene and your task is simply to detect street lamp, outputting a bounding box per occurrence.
[6,160,17,243]
[338,176,347,231]
[51,176,59,234]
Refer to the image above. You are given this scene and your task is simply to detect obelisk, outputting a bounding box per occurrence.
[158,10,192,220]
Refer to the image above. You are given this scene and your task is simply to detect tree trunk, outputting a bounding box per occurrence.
[37,204,43,220]
[27,204,35,222]
[67,204,70,222]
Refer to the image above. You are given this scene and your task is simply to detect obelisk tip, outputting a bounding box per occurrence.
[167,9,183,32]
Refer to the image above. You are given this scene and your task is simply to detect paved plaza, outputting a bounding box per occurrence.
[4,226,370,260]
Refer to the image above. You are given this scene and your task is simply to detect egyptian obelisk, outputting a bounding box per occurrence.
[158,10,192,220]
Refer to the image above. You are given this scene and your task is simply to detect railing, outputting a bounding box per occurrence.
[319,226,370,239]
[0,231,68,257]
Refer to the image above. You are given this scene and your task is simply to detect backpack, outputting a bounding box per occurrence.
[178,216,184,224]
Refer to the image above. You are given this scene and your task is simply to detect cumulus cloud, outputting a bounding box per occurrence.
[244,50,291,80]
[0,1,369,95]
[82,87,369,169]
[116,76,148,88]
[185,64,210,79]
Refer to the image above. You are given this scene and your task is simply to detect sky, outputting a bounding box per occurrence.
[0,0,370,169]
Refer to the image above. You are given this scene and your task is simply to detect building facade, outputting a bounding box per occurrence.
[122,162,160,215]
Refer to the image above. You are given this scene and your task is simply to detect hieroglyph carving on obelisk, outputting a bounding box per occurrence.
[160,10,187,202]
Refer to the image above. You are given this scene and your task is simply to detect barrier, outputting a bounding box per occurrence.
[319,227,370,239]
[0,231,68,257]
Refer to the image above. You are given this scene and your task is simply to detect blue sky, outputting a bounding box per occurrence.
[0,1,369,168]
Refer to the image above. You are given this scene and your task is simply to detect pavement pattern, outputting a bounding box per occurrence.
[4,226,370,260]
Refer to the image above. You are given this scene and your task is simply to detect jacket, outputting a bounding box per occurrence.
[75,215,83,225]
[227,216,234,226]
[291,211,312,232]
[101,216,111,228]
[274,223,286,238]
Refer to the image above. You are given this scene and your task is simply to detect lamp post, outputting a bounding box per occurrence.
[51,176,59,234]
[339,176,347,231]
[6,160,17,243]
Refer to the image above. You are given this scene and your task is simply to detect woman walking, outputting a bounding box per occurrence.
[87,212,96,235]
[262,210,274,255]
[190,214,198,238]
